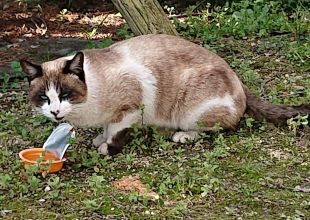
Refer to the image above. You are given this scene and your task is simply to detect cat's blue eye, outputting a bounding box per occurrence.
[60,93,69,99]
[40,95,48,100]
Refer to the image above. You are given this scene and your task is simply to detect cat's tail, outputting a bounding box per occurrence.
[242,84,310,125]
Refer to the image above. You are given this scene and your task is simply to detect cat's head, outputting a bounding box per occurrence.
[20,52,87,122]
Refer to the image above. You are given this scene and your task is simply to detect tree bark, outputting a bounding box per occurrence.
[111,0,178,36]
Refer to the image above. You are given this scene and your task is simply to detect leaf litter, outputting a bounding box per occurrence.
[112,175,159,200]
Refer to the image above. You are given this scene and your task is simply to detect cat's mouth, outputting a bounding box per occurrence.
[55,116,64,121]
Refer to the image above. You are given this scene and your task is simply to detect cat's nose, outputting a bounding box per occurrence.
[50,110,60,116]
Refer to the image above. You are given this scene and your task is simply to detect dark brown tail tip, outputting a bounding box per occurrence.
[243,84,310,125]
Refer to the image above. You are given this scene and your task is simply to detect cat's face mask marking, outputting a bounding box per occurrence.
[20,52,87,122]
[36,83,72,121]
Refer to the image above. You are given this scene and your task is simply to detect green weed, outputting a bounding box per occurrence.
[177,0,309,43]
[116,24,134,39]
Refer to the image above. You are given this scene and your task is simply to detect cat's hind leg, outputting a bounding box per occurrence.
[199,106,242,131]
[174,101,244,143]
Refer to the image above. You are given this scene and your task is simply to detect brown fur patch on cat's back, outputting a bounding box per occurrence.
[173,67,245,122]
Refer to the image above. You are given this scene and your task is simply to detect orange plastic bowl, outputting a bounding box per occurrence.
[19,148,66,173]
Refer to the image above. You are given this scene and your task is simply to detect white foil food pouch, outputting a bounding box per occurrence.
[43,123,75,159]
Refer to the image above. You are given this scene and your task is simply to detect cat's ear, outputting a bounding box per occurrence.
[64,52,85,83]
[20,60,42,83]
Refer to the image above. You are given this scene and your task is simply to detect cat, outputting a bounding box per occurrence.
[20,34,310,155]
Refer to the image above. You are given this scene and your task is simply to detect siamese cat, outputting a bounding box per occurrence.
[20,34,310,155]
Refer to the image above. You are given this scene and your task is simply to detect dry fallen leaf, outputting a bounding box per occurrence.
[112,175,159,200]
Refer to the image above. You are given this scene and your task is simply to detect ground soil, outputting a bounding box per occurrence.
[0,1,125,76]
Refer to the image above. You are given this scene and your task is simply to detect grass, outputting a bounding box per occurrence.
[1,0,310,219]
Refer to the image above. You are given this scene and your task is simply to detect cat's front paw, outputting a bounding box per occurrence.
[98,143,109,155]
[93,134,107,147]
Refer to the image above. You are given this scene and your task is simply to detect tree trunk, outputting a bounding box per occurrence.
[111,0,178,36]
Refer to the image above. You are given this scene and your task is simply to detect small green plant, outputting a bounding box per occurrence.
[164,5,175,17]
[0,61,25,92]
[116,24,134,39]
[83,199,102,211]
[85,27,97,40]
[11,61,23,76]
[245,117,255,133]
[98,38,113,48]
[287,114,309,135]
[58,8,68,21]
[211,133,230,159]
[48,176,64,189]
[1,73,10,92]
[27,175,41,189]
[128,124,153,154]
[86,38,114,49]
[0,174,12,189]
[201,177,221,197]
